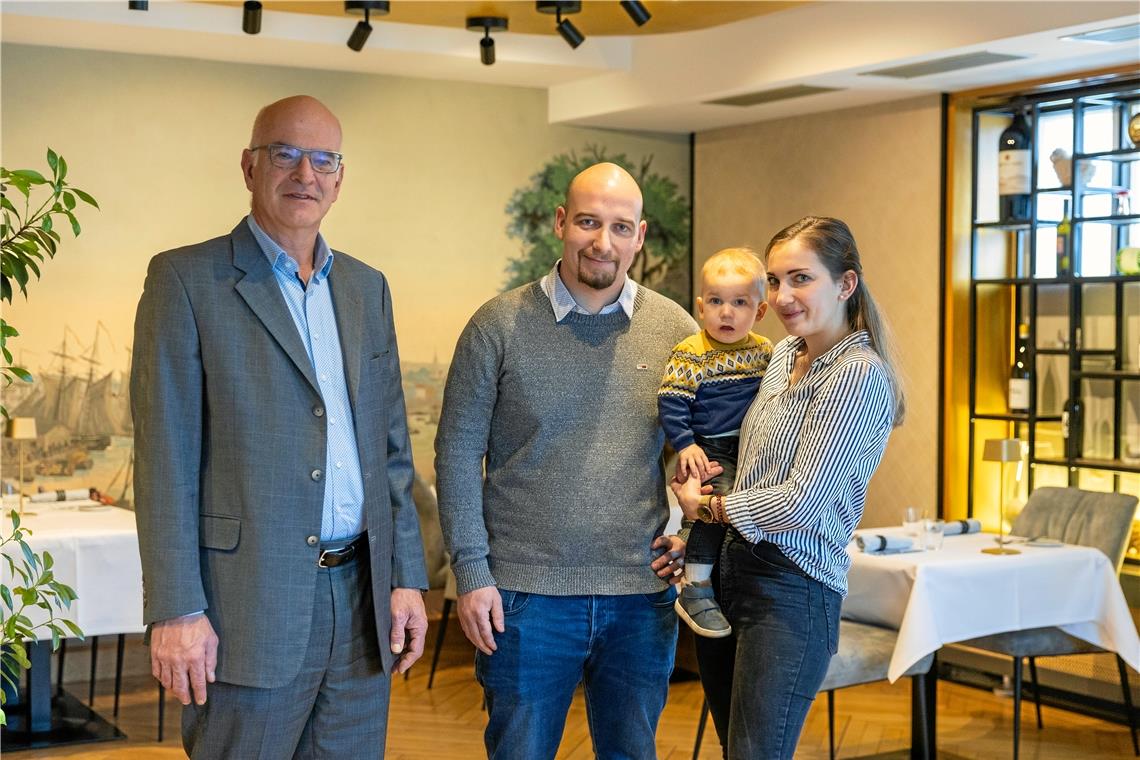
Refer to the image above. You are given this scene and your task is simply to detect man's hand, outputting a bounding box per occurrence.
[390,588,428,674]
[677,444,714,482]
[150,613,219,706]
[651,535,686,585]
[456,585,503,656]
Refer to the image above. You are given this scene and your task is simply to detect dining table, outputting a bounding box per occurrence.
[842,526,1140,758]
[0,498,143,749]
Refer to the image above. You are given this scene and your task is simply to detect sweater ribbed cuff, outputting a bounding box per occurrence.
[454,559,497,596]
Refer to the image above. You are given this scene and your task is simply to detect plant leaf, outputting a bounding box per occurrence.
[72,189,99,209]
[46,148,59,173]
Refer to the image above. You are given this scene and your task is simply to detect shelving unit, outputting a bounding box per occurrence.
[966,78,1140,525]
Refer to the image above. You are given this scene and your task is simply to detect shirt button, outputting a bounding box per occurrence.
[336,461,343,469]
[330,418,336,425]
[313,406,324,417]
[311,469,323,482]
[320,374,328,382]
[306,535,319,546]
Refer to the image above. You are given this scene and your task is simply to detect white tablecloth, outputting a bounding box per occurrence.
[843,530,1140,682]
[1,501,144,638]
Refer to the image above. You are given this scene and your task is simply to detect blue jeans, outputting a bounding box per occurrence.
[475,589,678,760]
[694,536,840,759]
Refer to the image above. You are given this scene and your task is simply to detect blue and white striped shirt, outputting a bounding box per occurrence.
[540,260,638,321]
[246,216,365,541]
[724,330,895,596]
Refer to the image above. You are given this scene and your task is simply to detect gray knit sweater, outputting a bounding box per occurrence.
[435,281,697,596]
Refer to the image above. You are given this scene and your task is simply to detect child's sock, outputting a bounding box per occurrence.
[684,561,714,585]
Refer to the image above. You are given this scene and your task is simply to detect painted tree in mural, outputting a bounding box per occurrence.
[503,145,691,307]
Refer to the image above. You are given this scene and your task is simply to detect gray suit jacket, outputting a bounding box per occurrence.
[131,219,428,688]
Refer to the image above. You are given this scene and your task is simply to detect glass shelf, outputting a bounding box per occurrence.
[1073,147,1140,163]
[1032,457,1140,475]
[1074,214,1140,225]
[1071,369,1140,381]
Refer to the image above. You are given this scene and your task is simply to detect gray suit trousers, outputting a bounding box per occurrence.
[181,549,390,759]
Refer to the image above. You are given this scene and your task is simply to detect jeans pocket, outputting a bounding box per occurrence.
[499,589,531,617]
[821,588,840,655]
[641,586,678,609]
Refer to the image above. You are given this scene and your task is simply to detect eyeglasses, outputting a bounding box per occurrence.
[250,143,343,174]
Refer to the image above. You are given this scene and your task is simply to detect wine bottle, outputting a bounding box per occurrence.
[998,106,1032,222]
[1056,199,1072,277]
[1061,397,1084,460]
[1008,323,1031,413]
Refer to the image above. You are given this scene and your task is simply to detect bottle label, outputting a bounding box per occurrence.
[1008,378,1030,411]
[999,150,1031,195]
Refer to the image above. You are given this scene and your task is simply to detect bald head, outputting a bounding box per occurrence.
[564,162,643,220]
[250,95,342,151]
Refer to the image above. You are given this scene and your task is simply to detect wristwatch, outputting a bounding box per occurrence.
[696,494,723,523]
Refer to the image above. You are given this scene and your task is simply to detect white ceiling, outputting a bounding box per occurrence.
[3,1,1138,133]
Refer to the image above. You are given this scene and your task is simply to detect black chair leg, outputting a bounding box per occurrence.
[56,639,67,697]
[88,635,99,706]
[427,597,453,690]
[158,683,166,742]
[827,690,836,760]
[1028,656,1043,730]
[1116,655,1139,756]
[1012,656,1022,760]
[113,634,126,718]
[693,698,709,760]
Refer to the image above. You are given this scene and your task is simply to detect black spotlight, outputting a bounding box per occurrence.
[620,1,651,26]
[467,17,508,66]
[243,1,262,35]
[536,1,584,49]
[128,1,148,9]
[345,1,389,51]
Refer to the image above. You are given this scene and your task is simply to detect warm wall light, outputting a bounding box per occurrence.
[981,438,1021,556]
[537,1,585,49]
[467,17,508,66]
[5,417,37,517]
[620,1,651,26]
[243,1,262,35]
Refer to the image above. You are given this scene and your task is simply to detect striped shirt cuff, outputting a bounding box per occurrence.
[724,492,765,544]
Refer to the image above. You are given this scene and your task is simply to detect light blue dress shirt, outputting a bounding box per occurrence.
[247,216,365,541]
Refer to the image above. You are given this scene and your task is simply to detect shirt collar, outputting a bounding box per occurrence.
[246,215,334,284]
[786,330,872,373]
[540,260,638,322]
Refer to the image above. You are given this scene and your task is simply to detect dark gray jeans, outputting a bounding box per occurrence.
[694,535,841,759]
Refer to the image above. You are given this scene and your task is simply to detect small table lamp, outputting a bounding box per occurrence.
[981,438,1021,556]
[5,417,38,518]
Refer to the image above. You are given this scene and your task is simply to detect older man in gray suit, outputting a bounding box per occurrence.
[131,95,428,758]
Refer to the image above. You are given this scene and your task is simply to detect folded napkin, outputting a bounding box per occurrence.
[942,518,981,536]
[29,488,93,503]
[855,534,913,553]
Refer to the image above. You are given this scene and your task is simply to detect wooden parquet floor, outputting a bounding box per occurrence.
[10,636,1136,759]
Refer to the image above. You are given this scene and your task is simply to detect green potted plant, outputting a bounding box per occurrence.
[1,148,98,724]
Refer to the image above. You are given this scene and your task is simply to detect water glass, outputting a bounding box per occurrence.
[923,518,945,551]
[902,506,924,539]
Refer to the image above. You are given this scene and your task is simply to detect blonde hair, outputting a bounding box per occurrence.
[764,217,906,426]
[701,247,765,296]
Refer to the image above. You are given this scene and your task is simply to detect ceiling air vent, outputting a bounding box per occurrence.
[860,52,1028,79]
[705,85,841,107]
[1061,23,1140,45]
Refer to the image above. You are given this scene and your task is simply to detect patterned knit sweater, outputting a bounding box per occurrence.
[435,281,697,596]
[658,330,773,451]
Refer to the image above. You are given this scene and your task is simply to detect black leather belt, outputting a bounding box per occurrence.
[318,534,367,568]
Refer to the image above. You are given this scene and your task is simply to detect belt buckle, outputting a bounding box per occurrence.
[318,546,350,568]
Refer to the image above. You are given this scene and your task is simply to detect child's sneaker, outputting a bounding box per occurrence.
[675,582,732,638]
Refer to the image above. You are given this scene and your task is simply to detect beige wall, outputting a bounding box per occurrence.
[0,44,688,494]
[694,95,943,527]
[1,44,689,374]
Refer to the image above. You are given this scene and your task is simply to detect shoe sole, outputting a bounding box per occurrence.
[674,598,733,639]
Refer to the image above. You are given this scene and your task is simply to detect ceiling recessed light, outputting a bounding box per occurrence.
[1060,23,1140,45]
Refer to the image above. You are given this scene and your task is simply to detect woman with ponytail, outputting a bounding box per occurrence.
[672,216,903,758]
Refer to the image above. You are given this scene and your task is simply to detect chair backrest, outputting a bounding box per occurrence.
[1012,487,1138,571]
